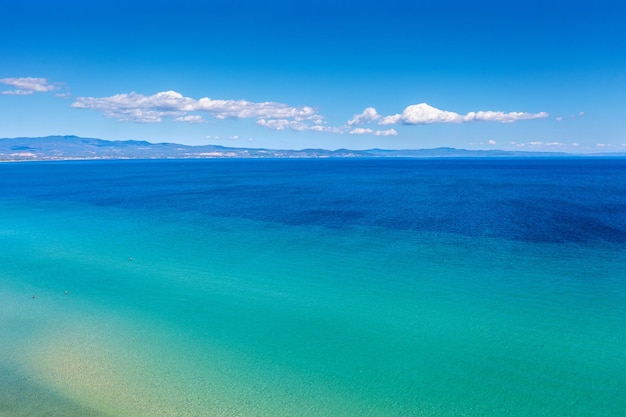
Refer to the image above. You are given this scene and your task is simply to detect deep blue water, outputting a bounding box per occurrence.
[2,158,625,243]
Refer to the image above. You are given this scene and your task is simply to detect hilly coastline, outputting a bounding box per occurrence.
[0,135,622,161]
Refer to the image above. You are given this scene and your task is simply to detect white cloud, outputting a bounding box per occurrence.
[381,103,463,125]
[72,91,187,122]
[309,124,344,133]
[0,77,59,95]
[378,114,402,125]
[465,110,549,123]
[488,139,497,145]
[374,128,398,136]
[347,107,380,126]
[257,117,348,133]
[349,128,374,135]
[379,103,548,125]
[176,115,204,123]
[257,118,309,131]
[348,127,398,136]
[73,90,320,126]
[2,89,35,96]
[195,97,316,120]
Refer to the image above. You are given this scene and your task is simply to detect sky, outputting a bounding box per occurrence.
[1,0,625,151]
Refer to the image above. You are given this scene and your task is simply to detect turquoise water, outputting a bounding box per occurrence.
[1,159,625,416]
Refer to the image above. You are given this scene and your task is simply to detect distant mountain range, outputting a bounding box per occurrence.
[0,136,623,161]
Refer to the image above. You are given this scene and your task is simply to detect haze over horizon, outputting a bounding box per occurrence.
[1,0,625,153]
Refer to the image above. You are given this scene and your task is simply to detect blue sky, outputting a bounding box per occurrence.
[1,0,625,151]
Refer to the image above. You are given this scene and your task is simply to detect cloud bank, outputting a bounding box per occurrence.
[0,77,59,95]
[72,90,324,129]
[71,90,399,136]
[70,89,548,138]
[72,90,316,122]
[377,103,549,125]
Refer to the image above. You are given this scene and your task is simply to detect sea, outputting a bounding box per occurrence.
[0,158,625,417]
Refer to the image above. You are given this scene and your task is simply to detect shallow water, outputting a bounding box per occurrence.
[1,159,625,416]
